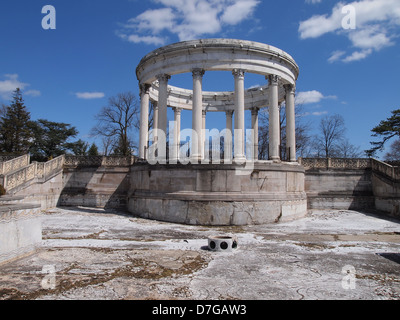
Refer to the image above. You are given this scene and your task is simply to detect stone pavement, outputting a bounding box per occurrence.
[0,207,399,300]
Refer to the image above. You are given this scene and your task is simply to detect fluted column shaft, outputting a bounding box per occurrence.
[156,74,170,138]
[139,84,151,159]
[268,75,280,161]
[191,69,205,161]
[173,107,182,160]
[285,84,297,162]
[225,110,233,162]
[233,69,246,161]
[251,108,259,161]
[202,110,207,159]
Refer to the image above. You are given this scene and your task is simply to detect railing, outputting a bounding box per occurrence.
[44,155,65,180]
[2,162,37,191]
[371,158,400,181]
[298,158,372,169]
[64,155,137,167]
[0,155,65,193]
[0,155,19,163]
[0,154,30,175]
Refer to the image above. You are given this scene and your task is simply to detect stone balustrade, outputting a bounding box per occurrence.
[64,155,137,168]
[0,155,18,163]
[371,158,400,181]
[0,154,30,175]
[2,163,37,191]
[299,157,400,182]
[43,155,65,179]
[1,155,65,194]
[299,158,372,170]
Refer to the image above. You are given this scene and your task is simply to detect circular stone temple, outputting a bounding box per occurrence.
[129,39,307,226]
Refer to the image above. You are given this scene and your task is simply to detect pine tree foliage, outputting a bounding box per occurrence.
[0,88,34,154]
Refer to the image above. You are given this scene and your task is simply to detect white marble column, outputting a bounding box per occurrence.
[202,110,207,159]
[156,74,170,139]
[173,107,182,160]
[233,69,246,161]
[153,102,159,142]
[268,75,280,161]
[251,108,259,161]
[225,110,233,162]
[139,84,151,159]
[284,84,297,162]
[191,68,205,162]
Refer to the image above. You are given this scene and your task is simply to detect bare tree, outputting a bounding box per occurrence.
[384,139,400,162]
[315,114,346,158]
[336,139,362,158]
[100,136,116,156]
[91,92,139,156]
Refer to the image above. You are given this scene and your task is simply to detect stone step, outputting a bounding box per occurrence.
[0,203,41,214]
[0,195,26,205]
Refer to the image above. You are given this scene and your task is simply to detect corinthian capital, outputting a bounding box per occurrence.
[192,68,205,79]
[140,83,151,95]
[267,74,280,85]
[232,69,245,79]
[284,84,296,95]
[156,73,171,83]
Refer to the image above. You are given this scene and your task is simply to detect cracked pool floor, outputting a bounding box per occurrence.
[0,207,399,300]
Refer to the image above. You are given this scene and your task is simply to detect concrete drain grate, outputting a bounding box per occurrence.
[208,236,238,252]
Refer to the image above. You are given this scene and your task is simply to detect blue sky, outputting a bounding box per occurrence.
[1,0,400,158]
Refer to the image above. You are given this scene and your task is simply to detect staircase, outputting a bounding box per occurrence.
[0,155,65,264]
[371,158,400,218]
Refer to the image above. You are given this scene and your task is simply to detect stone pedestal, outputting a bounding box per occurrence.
[128,162,307,226]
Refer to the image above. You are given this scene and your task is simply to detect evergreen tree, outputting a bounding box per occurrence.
[29,119,78,161]
[0,88,34,154]
[366,108,400,157]
[88,143,99,156]
[68,139,89,156]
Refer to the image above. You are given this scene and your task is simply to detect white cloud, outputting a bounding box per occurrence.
[0,74,40,100]
[133,7,175,33]
[118,0,261,45]
[305,0,322,4]
[221,0,260,25]
[348,25,393,51]
[299,0,400,62]
[118,33,166,46]
[295,90,336,105]
[328,50,346,63]
[301,110,328,117]
[342,49,372,62]
[75,92,105,99]
[312,111,328,116]
[25,90,41,97]
[299,2,344,39]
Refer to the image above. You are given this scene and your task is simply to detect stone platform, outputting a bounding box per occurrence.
[0,207,399,300]
[128,161,307,225]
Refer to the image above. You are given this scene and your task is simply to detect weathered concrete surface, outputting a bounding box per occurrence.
[0,207,399,300]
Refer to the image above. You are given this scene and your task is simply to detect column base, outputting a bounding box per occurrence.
[190,155,202,164]
[233,156,247,164]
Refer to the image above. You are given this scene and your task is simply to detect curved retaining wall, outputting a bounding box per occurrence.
[128,162,307,226]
